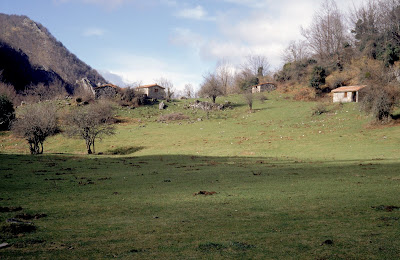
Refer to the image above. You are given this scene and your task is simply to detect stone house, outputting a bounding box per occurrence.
[251,82,277,93]
[332,85,366,103]
[136,84,165,99]
[93,84,120,99]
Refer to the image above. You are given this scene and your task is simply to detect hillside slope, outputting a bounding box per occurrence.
[0,13,106,93]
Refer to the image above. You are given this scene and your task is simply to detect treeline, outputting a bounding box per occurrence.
[197,0,400,122]
[197,55,271,104]
[274,0,400,122]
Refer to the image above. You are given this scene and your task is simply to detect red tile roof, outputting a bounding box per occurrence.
[331,85,366,93]
[136,84,165,89]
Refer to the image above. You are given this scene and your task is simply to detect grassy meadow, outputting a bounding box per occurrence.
[1,93,400,259]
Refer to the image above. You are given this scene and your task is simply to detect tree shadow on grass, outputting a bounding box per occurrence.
[103,146,145,155]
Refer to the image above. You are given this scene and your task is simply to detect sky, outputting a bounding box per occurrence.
[0,0,364,91]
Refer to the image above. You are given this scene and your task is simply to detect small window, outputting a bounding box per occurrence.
[155,88,159,93]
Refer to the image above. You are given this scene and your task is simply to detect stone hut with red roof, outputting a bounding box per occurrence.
[136,84,165,99]
[332,85,366,103]
[251,82,277,93]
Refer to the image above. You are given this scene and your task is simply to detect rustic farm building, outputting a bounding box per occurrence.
[93,84,120,99]
[136,84,165,99]
[332,85,366,103]
[251,82,277,93]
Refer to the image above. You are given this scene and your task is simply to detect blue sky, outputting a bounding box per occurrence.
[0,0,363,91]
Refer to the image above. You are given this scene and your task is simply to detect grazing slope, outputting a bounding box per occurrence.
[0,13,106,93]
[1,94,400,259]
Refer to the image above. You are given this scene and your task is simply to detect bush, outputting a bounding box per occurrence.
[0,95,15,130]
[0,82,20,106]
[12,103,58,154]
[243,92,254,111]
[257,93,268,103]
[293,87,316,101]
[312,102,329,116]
[359,85,399,123]
[309,66,327,91]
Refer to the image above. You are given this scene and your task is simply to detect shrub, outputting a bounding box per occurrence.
[0,82,20,106]
[360,85,399,123]
[309,66,327,91]
[12,103,58,154]
[243,92,254,111]
[257,93,268,103]
[0,95,15,130]
[312,102,329,116]
[293,87,316,101]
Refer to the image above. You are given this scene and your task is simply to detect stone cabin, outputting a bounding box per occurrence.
[93,84,120,99]
[136,84,165,99]
[332,85,366,103]
[251,82,277,93]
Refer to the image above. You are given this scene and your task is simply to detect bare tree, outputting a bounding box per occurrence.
[242,54,271,77]
[24,80,68,102]
[216,59,234,95]
[12,103,58,154]
[301,0,348,62]
[0,95,15,130]
[184,83,194,98]
[65,101,115,154]
[155,77,174,100]
[0,82,20,106]
[198,72,224,103]
[282,40,310,63]
[233,68,259,92]
[243,91,254,111]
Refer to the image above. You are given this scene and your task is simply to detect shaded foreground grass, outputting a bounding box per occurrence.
[1,153,400,259]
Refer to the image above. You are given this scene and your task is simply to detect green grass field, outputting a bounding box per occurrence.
[1,93,400,259]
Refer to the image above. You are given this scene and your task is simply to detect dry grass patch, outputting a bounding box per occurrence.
[158,112,189,122]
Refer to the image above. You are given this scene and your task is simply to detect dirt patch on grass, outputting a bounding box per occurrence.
[0,206,22,212]
[13,238,46,248]
[372,205,400,212]
[98,177,112,181]
[14,213,47,220]
[198,241,254,252]
[1,223,36,236]
[158,113,189,122]
[193,191,217,196]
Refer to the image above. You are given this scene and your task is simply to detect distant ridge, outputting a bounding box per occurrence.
[0,13,107,93]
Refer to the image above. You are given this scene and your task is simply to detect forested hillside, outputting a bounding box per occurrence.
[0,13,106,93]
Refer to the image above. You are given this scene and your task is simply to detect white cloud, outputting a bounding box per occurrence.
[53,0,156,9]
[176,5,215,21]
[220,0,269,8]
[170,28,204,49]
[101,51,202,90]
[160,0,177,6]
[174,0,365,70]
[83,27,105,37]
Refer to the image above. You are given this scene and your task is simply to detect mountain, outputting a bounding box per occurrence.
[0,13,107,93]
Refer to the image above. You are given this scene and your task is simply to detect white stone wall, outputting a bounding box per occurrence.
[148,87,165,99]
[333,92,356,103]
